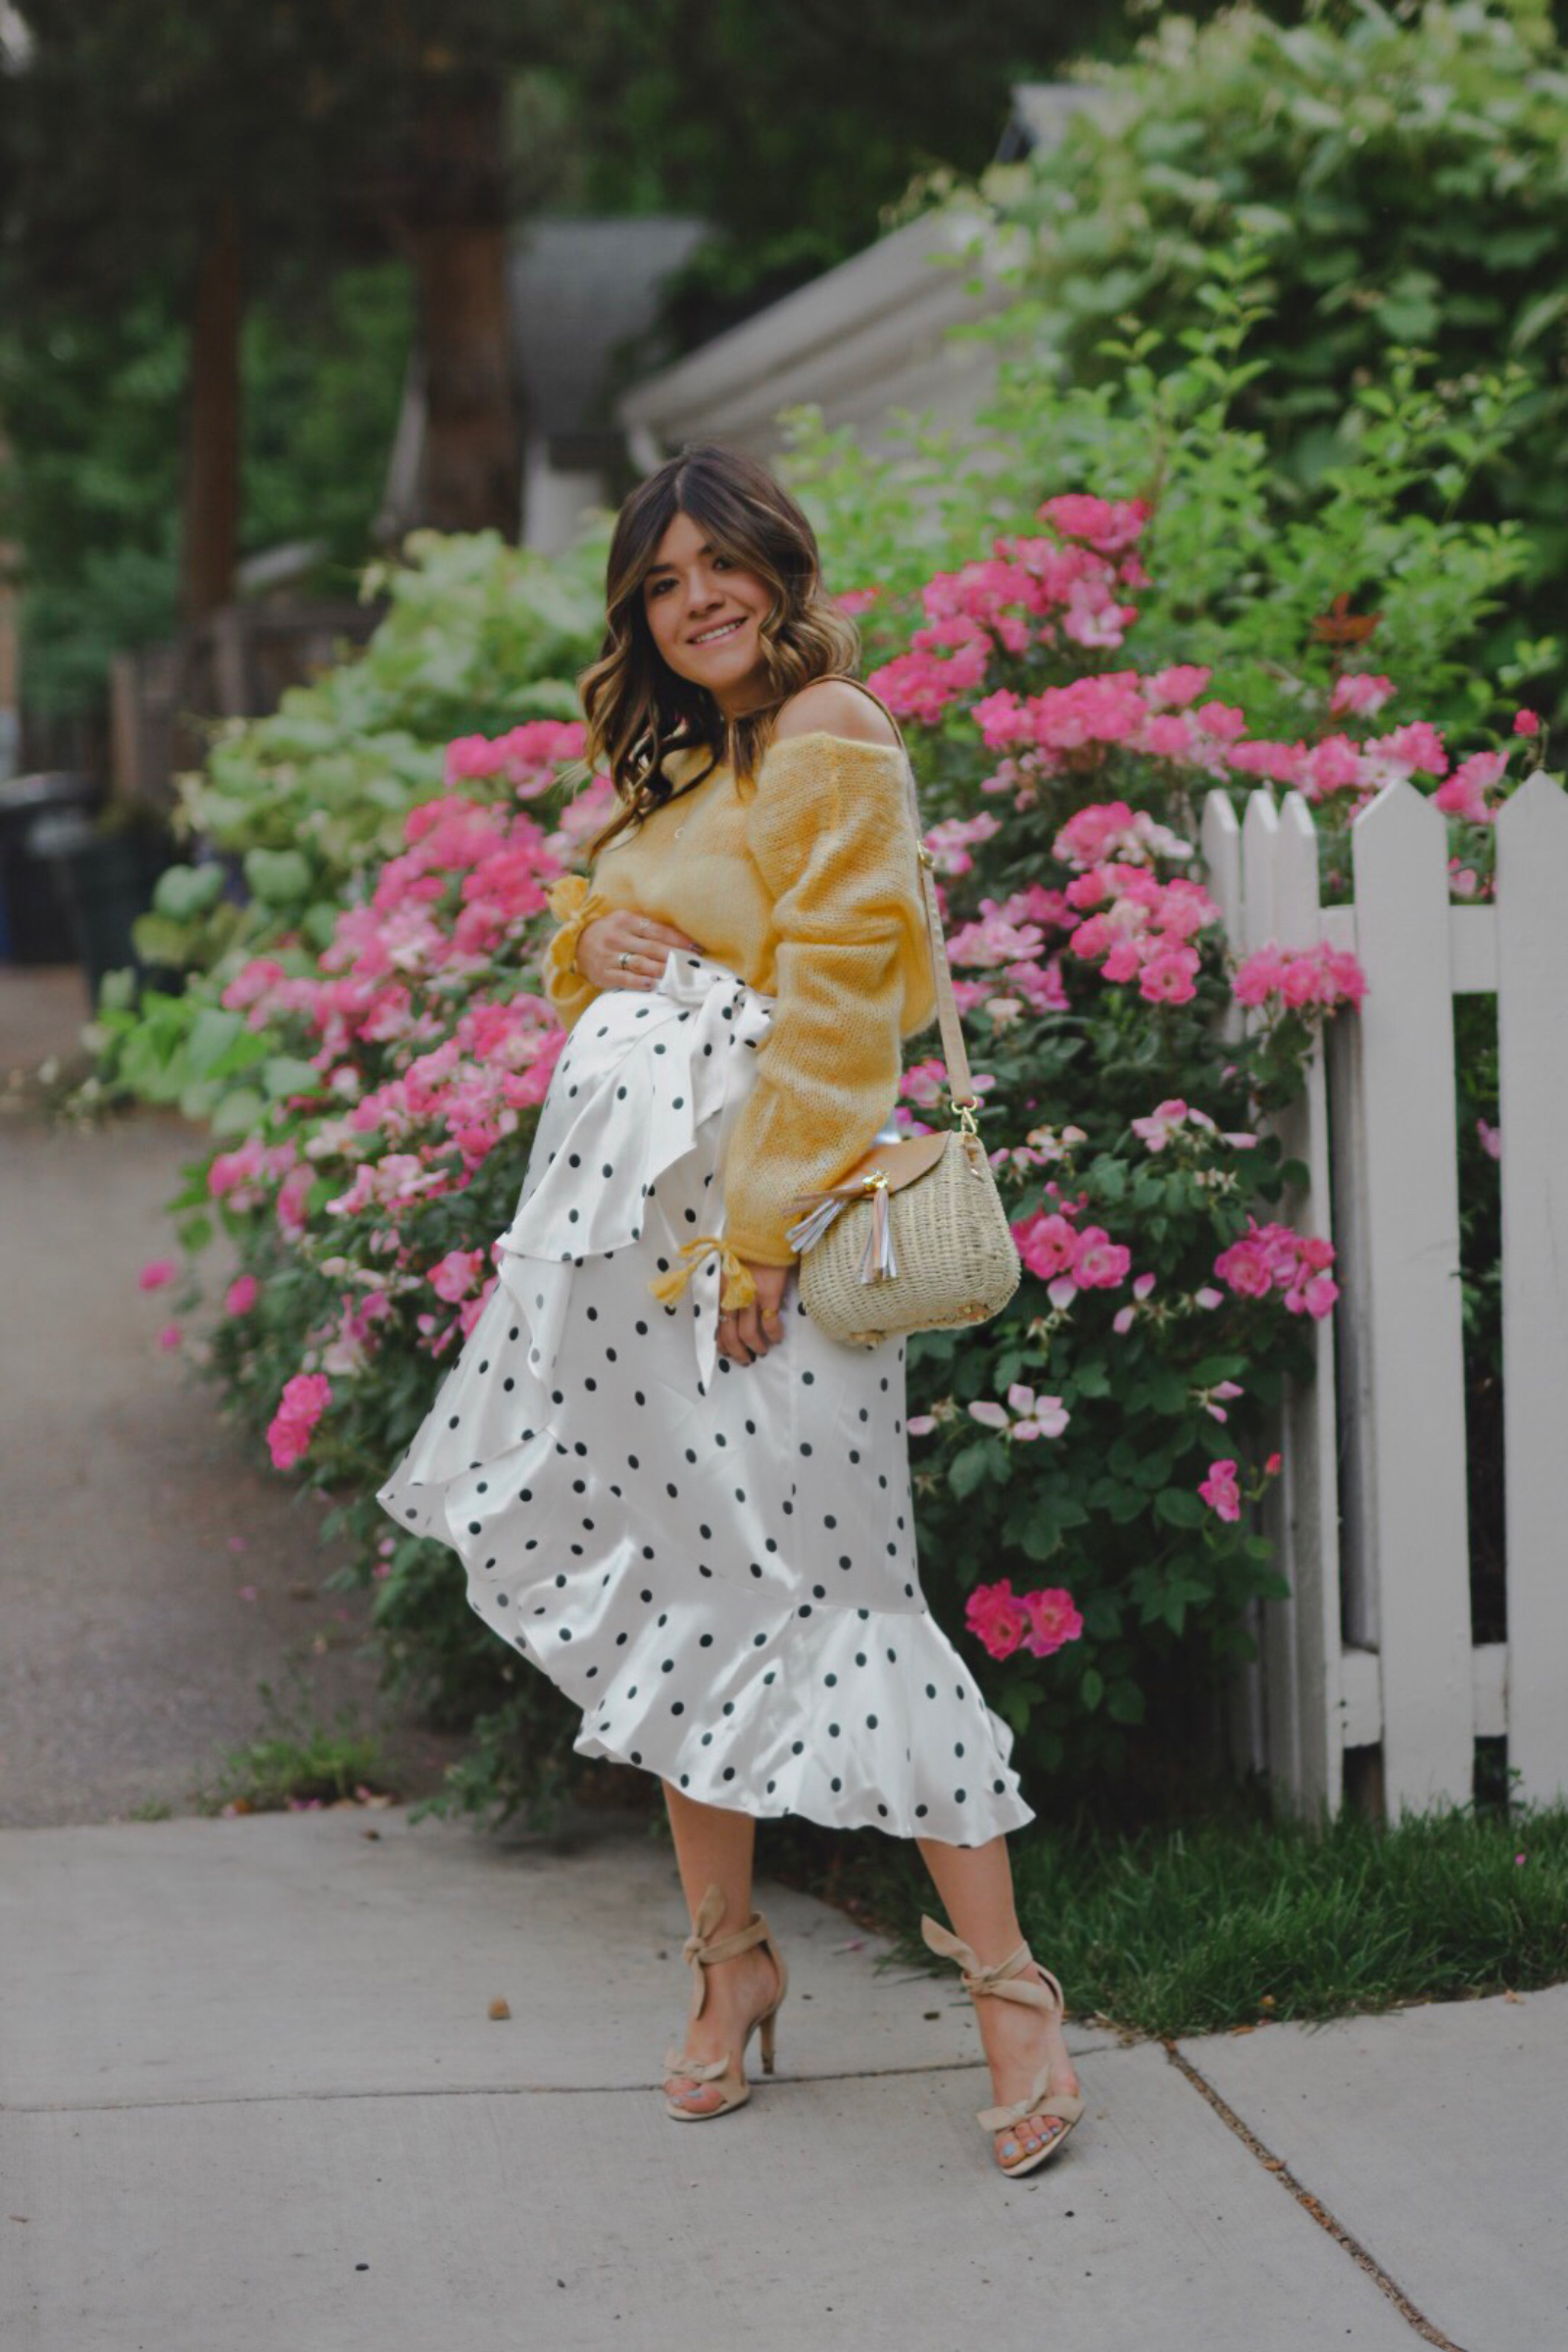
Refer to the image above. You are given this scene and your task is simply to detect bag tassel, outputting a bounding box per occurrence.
[786,1172,900,1285]
[647,1234,759,1313]
[784,1192,854,1253]
[858,1175,898,1285]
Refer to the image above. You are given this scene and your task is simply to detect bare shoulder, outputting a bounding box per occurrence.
[772,677,900,749]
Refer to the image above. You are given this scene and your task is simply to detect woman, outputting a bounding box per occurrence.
[376,443,1084,2177]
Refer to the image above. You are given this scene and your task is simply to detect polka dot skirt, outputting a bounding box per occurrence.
[375,950,1035,1847]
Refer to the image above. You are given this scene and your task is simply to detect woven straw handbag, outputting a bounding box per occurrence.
[780,684,1022,1350]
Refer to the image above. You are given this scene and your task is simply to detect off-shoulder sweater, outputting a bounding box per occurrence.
[539,730,938,1267]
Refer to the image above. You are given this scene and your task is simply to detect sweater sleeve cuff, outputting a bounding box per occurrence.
[541,874,609,1027]
[718,1224,799,1270]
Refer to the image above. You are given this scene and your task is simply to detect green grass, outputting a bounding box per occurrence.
[767,1787,1568,2039]
[196,1679,397,1815]
[198,1725,393,1814]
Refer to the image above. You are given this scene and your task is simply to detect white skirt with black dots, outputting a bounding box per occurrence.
[375,946,1036,1847]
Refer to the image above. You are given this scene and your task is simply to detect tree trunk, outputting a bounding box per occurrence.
[405,76,522,540]
[179,195,242,625]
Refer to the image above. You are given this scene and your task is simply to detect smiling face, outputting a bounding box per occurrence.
[641,509,775,717]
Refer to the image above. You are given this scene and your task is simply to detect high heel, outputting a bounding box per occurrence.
[920,1914,1085,2176]
[662,1881,789,2121]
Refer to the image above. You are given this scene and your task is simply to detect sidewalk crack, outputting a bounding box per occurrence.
[1162,2040,1472,2352]
[1,2056,1004,2117]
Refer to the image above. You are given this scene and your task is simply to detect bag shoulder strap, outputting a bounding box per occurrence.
[808,672,978,1111]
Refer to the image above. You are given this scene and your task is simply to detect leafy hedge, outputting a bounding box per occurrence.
[957,0,1568,721]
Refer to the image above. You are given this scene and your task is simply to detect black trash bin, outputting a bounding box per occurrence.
[0,773,104,964]
[29,808,180,1008]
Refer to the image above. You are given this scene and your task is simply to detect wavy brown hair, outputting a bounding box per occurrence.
[575,442,860,861]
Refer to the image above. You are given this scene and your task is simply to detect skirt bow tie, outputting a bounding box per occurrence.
[648,1235,759,1314]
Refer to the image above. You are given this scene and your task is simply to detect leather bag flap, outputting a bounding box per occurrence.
[789,1130,949,1208]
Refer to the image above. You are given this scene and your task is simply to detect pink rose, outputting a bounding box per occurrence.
[138,1257,178,1291]
[1071,1227,1131,1290]
[1019,1588,1084,1658]
[275,1165,314,1235]
[428,1249,486,1303]
[965,1579,1085,1662]
[224,1273,259,1317]
[267,1372,333,1472]
[1012,1209,1081,1281]
[1199,1459,1242,1522]
[964,1580,1031,1661]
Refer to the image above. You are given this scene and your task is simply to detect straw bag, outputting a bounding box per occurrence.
[780,683,1022,1350]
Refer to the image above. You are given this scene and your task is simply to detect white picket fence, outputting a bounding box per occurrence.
[1200,772,1568,1823]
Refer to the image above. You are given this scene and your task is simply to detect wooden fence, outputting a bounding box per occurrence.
[1201,773,1568,1823]
[109,599,386,815]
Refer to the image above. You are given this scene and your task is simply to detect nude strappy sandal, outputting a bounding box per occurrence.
[921,1914,1086,2176]
[662,1881,789,2121]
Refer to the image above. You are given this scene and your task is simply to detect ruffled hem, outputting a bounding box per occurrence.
[564,1600,1037,1846]
[382,1318,1034,1846]
[469,1552,1035,1846]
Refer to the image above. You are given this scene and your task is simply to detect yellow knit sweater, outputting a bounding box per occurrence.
[540,729,938,1267]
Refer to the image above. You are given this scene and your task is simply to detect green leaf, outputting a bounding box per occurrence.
[1106,1678,1146,1724]
[209,1086,267,1139]
[1154,1487,1207,1529]
[950,1442,993,1500]
[244,848,313,906]
[996,1683,1034,1736]
[152,862,225,922]
[185,1006,247,1078]
[302,902,342,951]
[263,1055,327,1101]
[1511,287,1568,356]
[1080,1666,1104,1711]
[1091,1155,1128,1201]
[129,911,200,970]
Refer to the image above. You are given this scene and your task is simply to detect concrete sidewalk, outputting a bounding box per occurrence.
[0,1013,466,1828]
[4,1804,1559,2352]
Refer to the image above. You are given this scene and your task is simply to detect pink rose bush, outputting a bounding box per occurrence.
[144,730,612,1510]
[836,481,1542,1766]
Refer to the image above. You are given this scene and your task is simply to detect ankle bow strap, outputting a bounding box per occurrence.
[680,1883,768,2023]
[920,1914,1065,2015]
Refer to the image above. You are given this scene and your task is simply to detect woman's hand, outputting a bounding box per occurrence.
[577,908,701,991]
[718,1260,791,1366]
